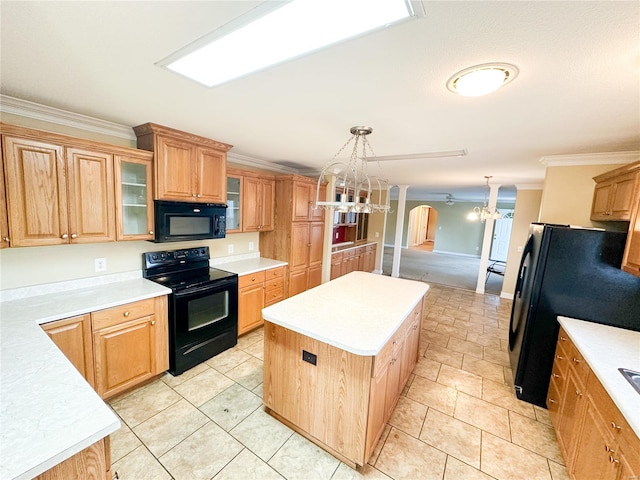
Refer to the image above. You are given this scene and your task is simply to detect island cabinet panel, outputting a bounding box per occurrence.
[263,322,371,465]
[35,437,110,480]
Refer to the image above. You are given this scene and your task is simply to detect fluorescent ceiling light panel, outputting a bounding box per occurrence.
[161,0,422,87]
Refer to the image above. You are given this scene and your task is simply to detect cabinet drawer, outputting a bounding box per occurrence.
[373,316,411,378]
[266,266,286,279]
[547,376,562,428]
[569,343,590,385]
[264,278,285,306]
[239,270,266,289]
[587,373,635,446]
[92,298,155,331]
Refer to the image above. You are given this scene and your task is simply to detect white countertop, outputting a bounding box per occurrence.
[0,278,171,480]
[262,272,429,355]
[213,257,287,276]
[558,317,640,438]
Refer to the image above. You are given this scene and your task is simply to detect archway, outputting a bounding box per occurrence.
[407,205,439,250]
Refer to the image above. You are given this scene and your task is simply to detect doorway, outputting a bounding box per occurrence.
[490,210,514,261]
[407,205,438,251]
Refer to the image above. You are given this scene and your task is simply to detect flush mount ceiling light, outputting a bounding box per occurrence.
[447,63,519,97]
[159,0,425,87]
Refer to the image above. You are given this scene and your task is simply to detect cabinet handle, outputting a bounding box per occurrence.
[572,357,581,364]
[555,355,564,360]
[192,193,197,197]
[2,237,9,243]
[605,445,615,453]
[412,324,418,330]
[307,243,312,247]
[575,390,582,397]
[552,373,560,379]
[71,233,78,239]
[548,398,556,404]
[124,311,130,317]
[197,194,201,198]
[151,320,156,326]
[611,422,621,430]
[560,336,567,341]
[393,339,398,345]
[149,230,154,235]
[609,456,619,464]
[61,233,68,239]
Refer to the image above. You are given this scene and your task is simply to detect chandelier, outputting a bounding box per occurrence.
[467,176,502,222]
[315,126,390,214]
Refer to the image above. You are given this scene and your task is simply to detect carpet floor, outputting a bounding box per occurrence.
[381,247,506,296]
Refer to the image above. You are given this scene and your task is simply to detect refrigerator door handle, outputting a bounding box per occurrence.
[516,265,527,298]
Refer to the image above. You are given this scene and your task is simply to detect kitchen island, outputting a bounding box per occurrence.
[262,271,429,467]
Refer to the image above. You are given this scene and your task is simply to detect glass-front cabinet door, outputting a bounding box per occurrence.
[115,154,154,240]
[226,174,242,233]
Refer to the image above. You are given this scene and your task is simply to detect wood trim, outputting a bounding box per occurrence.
[132,122,233,152]
[593,159,640,183]
[35,437,109,480]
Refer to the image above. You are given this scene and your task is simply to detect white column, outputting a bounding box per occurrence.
[475,183,500,293]
[392,185,409,278]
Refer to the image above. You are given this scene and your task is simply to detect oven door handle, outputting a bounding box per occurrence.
[173,283,231,297]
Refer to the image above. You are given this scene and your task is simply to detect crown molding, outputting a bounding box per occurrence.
[227,152,299,174]
[515,183,544,190]
[0,94,137,140]
[539,151,640,167]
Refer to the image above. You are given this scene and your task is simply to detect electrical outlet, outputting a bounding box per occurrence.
[375,231,379,238]
[227,244,234,254]
[94,258,107,272]
[249,241,254,251]
[302,350,317,365]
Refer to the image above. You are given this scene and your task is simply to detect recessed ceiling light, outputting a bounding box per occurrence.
[447,63,519,97]
[158,0,425,87]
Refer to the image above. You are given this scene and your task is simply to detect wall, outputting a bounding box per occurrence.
[385,200,515,256]
[502,189,543,297]
[538,163,627,228]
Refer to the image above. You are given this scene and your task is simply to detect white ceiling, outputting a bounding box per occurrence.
[1,1,639,202]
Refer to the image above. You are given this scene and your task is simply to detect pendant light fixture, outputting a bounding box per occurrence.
[315,126,390,215]
[467,176,501,222]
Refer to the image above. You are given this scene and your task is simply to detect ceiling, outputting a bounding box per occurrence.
[1,1,639,202]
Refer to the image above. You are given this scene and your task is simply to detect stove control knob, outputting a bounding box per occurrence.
[151,255,158,261]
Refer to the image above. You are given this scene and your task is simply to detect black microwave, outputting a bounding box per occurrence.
[153,201,226,243]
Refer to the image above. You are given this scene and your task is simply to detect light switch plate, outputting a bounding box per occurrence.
[94,258,107,272]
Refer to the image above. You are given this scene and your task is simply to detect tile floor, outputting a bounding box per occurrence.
[108,284,569,480]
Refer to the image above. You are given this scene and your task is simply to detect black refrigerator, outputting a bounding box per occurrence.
[509,223,640,408]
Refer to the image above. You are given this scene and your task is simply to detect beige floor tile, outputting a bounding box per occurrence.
[447,336,484,358]
[462,355,505,383]
[423,319,439,331]
[548,460,570,480]
[407,375,458,415]
[174,367,234,406]
[205,347,252,373]
[133,399,209,457]
[454,319,485,334]
[422,329,450,348]
[225,356,263,390]
[332,463,392,479]
[483,326,504,338]
[424,344,464,369]
[268,433,340,480]
[481,378,536,419]
[252,382,264,398]
[436,323,469,340]
[237,330,263,350]
[110,379,182,427]
[388,395,428,438]
[375,428,447,480]
[470,314,499,328]
[465,332,501,349]
[457,304,488,316]
[481,432,552,480]
[442,307,471,321]
[509,411,564,464]
[482,347,511,368]
[436,364,483,398]
[412,356,441,381]
[111,445,171,480]
[109,422,142,463]
[534,405,553,426]
[454,393,510,440]
[159,421,243,480]
[230,408,293,461]
[161,362,209,388]
[443,456,494,480]
[213,448,284,479]
[419,408,481,468]
[245,338,265,359]
[200,383,263,431]
[503,367,514,386]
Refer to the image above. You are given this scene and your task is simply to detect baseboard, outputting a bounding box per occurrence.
[500,291,514,300]
[432,250,481,258]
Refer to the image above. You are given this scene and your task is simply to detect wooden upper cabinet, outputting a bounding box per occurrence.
[591,163,639,221]
[134,123,232,204]
[3,136,69,246]
[114,152,155,241]
[66,147,116,243]
[622,194,640,276]
[292,181,326,222]
[227,167,275,233]
[0,143,11,248]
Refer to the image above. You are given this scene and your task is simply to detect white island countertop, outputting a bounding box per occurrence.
[262,272,429,355]
[0,277,171,480]
[558,316,640,438]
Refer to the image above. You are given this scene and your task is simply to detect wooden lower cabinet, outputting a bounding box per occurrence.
[41,314,95,388]
[238,267,286,335]
[91,296,169,399]
[36,437,110,480]
[549,328,640,480]
[330,243,377,281]
[264,296,424,467]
